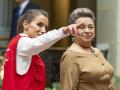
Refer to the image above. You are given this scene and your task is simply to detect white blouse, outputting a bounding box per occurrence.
[18,0,30,15]
[16,29,67,75]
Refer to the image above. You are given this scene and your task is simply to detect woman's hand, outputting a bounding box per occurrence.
[62,24,80,36]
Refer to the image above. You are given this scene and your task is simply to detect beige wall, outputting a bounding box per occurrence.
[52,0,70,47]
[116,0,120,74]
[97,0,119,73]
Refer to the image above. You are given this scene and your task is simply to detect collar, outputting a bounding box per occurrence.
[19,0,30,9]
[68,42,96,54]
[68,42,83,52]
[19,33,28,37]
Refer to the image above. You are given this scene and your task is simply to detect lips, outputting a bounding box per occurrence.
[83,34,93,39]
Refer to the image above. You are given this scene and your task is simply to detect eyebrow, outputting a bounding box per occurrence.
[79,23,94,26]
[37,22,43,25]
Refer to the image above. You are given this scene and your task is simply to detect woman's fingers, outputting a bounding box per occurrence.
[62,24,80,35]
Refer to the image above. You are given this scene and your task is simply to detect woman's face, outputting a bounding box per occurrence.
[74,17,95,43]
[23,14,49,38]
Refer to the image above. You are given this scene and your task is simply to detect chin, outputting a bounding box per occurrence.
[31,36,37,38]
[36,34,41,37]
[83,39,92,42]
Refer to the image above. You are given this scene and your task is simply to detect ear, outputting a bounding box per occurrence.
[23,20,29,31]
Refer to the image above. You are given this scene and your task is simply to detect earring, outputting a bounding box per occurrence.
[72,37,75,42]
[92,38,95,42]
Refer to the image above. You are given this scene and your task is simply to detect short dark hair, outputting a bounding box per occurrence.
[69,8,95,24]
[17,9,48,33]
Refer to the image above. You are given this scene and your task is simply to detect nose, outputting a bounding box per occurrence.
[85,27,90,33]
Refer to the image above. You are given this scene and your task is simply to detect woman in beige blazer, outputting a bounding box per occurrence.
[60,8,115,90]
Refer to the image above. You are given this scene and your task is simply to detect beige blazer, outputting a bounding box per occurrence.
[60,43,115,90]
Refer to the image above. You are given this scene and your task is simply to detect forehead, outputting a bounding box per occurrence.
[75,17,94,25]
[31,15,49,25]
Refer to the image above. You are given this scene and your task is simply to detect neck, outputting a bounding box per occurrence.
[75,40,91,49]
[74,41,95,53]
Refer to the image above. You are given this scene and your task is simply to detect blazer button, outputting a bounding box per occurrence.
[101,63,104,65]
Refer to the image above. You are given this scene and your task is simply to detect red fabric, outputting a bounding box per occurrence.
[2,35,46,90]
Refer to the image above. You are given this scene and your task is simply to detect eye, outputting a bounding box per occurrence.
[80,26,86,29]
[78,24,86,29]
[88,25,94,30]
[37,22,44,27]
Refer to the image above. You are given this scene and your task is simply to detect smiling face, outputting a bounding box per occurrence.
[23,14,49,38]
[74,17,95,43]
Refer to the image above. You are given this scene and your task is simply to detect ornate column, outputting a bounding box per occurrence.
[52,0,71,47]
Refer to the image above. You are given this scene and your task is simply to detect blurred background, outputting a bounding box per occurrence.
[0,0,120,90]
